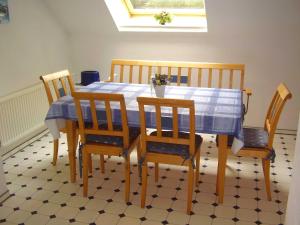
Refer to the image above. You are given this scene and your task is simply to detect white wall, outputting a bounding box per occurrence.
[0,0,71,97]
[285,114,300,225]
[44,0,300,130]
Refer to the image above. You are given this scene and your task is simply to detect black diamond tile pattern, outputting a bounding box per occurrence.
[0,131,293,225]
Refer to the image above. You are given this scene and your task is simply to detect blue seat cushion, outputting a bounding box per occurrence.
[85,124,140,147]
[146,131,202,159]
[58,87,66,97]
[170,75,188,84]
[217,127,268,149]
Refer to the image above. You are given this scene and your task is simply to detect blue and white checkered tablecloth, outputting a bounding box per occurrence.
[45,82,244,153]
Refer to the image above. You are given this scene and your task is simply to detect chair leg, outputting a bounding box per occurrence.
[88,154,93,174]
[74,131,79,151]
[187,162,194,215]
[141,162,148,208]
[262,159,272,201]
[155,163,159,182]
[78,145,83,178]
[52,139,59,166]
[136,139,141,176]
[195,151,200,187]
[83,151,89,197]
[100,154,105,174]
[124,155,131,203]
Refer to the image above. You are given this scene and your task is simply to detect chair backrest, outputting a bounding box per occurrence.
[72,92,130,148]
[264,83,292,148]
[40,70,75,105]
[110,59,245,89]
[137,97,196,156]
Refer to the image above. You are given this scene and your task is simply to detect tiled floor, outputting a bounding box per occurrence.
[0,132,296,225]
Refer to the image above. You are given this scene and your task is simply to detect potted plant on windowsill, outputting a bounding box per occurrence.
[154,11,172,25]
[152,74,169,98]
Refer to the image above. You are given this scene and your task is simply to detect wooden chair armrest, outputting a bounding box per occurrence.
[243,88,252,96]
[242,88,252,115]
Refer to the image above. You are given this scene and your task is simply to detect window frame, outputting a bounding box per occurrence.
[104,0,208,32]
[122,0,206,16]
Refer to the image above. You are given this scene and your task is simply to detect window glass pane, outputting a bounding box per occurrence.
[130,0,205,9]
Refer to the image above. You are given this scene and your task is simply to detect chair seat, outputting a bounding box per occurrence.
[147,131,202,159]
[217,127,268,149]
[86,124,140,147]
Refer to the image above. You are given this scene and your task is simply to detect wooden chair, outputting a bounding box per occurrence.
[217,83,292,200]
[40,70,75,165]
[137,97,202,214]
[72,92,140,202]
[109,59,252,114]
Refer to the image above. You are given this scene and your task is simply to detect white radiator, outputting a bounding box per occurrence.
[0,83,49,155]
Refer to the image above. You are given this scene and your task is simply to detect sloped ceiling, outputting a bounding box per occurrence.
[44,0,300,36]
[43,0,116,34]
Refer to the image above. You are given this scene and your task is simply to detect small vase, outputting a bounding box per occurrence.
[154,85,166,98]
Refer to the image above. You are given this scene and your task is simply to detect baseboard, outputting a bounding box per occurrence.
[0,190,10,204]
[276,129,297,136]
[1,129,49,160]
[244,126,297,136]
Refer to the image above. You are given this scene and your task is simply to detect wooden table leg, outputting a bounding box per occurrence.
[217,134,228,203]
[66,120,77,183]
[216,159,220,195]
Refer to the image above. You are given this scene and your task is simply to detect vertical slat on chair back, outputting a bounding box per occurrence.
[40,70,75,105]
[72,92,130,148]
[137,97,195,156]
[110,59,245,90]
[264,83,292,148]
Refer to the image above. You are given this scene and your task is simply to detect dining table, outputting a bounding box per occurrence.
[44,81,244,203]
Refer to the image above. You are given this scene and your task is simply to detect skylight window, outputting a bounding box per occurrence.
[124,0,205,15]
[105,0,207,32]
[131,0,203,8]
